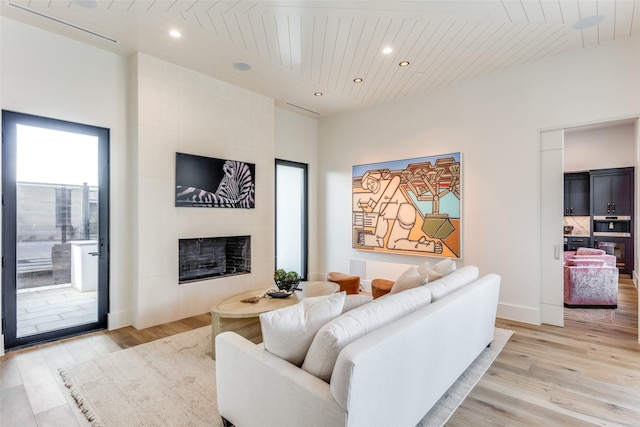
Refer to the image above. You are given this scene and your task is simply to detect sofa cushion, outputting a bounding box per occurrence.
[389,266,427,294]
[342,294,373,313]
[301,285,432,382]
[426,265,479,301]
[260,292,346,366]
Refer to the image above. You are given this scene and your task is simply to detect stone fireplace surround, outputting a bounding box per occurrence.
[178,236,251,284]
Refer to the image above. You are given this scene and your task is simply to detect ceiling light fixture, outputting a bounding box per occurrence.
[169,29,181,38]
[573,14,605,30]
[233,62,252,71]
[353,77,363,83]
[314,92,323,96]
[399,61,410,67]
[382,47,393,54]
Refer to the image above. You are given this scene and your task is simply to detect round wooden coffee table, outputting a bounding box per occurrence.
[211,280,340,358]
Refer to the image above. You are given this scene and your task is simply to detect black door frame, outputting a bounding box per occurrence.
[2,110,110,350]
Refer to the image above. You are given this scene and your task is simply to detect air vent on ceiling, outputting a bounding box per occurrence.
[8,1,118,44]
[286,102,320,115]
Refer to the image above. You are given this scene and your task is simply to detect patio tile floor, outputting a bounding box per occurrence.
[17,285,97,337]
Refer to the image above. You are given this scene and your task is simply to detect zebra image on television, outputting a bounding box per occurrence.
[175,153,255,208]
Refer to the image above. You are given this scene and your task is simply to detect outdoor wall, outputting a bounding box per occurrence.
[318,34,640,324]
[131,53,277,329]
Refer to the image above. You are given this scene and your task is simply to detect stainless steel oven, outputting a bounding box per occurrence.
[592,216,632,274]
[592,215,631,237]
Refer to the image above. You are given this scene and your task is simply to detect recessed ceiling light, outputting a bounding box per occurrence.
[382,47,393,54]
[399,61,410,67]
[573,14,605,30]
[353,77,363,83]
[169,29,181,38]
[314,92,323,96]
[233,62,252,71]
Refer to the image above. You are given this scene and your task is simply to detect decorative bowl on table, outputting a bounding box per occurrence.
[268,269,301,297]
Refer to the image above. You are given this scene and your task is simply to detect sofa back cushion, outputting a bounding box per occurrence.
[301,285,432,382]
[426,265,479,301]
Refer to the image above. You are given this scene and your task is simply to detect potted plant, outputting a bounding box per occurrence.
[273,269,301,292]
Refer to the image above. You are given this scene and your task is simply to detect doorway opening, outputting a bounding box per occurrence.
[2,111,110,351]
[541,116,639,340]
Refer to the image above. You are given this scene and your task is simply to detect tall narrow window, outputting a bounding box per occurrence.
[275,160,308,279]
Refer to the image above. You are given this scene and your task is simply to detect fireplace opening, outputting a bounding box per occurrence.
[178,236,251,284]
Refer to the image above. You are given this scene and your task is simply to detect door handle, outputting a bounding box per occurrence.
[89,252,101,256]
[554,245,560,260]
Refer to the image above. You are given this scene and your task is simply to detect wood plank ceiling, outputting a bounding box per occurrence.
[1,0,639,117]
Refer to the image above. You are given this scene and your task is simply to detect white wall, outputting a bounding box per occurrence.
[274,108,321,279]
[565,123,636,172]
[318,34,640,324]
[0,17,131,346]
[131,53,277,329]
[0,17,320,338]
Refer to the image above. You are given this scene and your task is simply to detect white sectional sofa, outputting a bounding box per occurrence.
[216,265,501,427]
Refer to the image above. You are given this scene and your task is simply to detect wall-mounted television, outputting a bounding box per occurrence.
[175,152,255,208]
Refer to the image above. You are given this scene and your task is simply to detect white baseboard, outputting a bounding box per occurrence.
[108,310,132,330]
[496,302,541,325]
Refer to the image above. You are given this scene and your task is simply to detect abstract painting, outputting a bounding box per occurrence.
[352,152,461,258]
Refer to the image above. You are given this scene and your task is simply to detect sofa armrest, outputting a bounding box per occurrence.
[215,332,346,427]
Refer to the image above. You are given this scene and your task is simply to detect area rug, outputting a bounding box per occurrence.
[60,326,513,427]
[564,307,616,324]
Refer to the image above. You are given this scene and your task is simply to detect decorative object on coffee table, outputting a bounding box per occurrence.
[273,269,301,292]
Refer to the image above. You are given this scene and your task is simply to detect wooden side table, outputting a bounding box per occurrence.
[211,280,340,358]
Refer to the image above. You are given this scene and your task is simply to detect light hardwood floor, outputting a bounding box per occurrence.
[1,279,638,426]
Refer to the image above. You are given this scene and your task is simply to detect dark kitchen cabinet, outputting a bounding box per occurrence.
[590,167,634,216]
[565,236,591,251]
[564,172,590,216]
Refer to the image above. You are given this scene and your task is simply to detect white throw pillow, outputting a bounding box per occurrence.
[432,258,457,275]
[260,292,346,366]
[342,294,373,313]
[389,266,427,294]
[417,260,443,282]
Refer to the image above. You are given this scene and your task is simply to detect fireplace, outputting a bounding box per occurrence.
[178,236,251,283]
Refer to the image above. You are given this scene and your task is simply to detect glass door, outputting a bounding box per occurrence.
[2,111,109,350]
